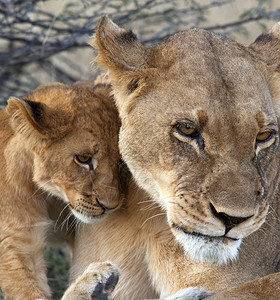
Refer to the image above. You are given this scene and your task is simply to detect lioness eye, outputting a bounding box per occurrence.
[75,155,92,164]
[256,131,274,143]
[174,122,199,138]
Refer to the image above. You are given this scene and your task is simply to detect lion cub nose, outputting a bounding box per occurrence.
[210,203,252,234]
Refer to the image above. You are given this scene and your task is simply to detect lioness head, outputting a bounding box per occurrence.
[94,17,280,264]
[6,82,121,223]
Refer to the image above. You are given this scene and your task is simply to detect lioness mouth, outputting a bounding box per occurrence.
[172,223,239,242]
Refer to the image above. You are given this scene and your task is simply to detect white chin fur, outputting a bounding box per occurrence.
[71,210,106,224]
[71,210,92,224]
[174,231,242,265]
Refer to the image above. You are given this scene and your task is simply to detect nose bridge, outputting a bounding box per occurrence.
[210,109,256,158]
[209,158,258,217]
[82,180,95,196]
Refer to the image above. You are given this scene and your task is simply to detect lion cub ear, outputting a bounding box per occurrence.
[94,16,154,98]
[6,97,69,139]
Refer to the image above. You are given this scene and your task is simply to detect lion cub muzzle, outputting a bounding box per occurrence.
[62,174,121,224]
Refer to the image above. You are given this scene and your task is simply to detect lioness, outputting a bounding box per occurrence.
[69,17,280,299]
[0,81,122,300]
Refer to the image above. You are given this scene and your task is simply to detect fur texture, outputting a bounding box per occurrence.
[68,18,280,300]
[0,81,121,299]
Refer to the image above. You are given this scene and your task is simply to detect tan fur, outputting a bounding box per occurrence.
[207,273,280,300]
[0,81,121,300]
[62,261,120,300]
[68,17,280,300]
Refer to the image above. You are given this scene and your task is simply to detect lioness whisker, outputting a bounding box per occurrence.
[261,220,278,231]
[138,200,155,204]
[140,204,161,211]
[141,212,167,227]
[268,205,279,219]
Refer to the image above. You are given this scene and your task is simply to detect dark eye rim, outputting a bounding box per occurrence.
[75,155,92,165]
[256,131,276,144]
[173,121,200,139]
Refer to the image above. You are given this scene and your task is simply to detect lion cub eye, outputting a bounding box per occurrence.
[75,154,97,171]
[174,122,199,139]
[75,155,92,164]
[256,131,274,143]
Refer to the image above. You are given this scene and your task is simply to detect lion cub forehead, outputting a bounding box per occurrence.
[26,83,118,121]
[26,84,114,109]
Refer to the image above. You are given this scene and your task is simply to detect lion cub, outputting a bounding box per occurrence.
[0,81,122,300]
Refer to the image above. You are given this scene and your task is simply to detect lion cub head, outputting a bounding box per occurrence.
[6,82,121,223]
[94,17,280,264]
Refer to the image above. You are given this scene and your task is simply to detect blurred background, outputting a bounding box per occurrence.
[1,0,280,298]
[1,0,280,106]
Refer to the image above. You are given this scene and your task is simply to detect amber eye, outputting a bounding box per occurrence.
[256,131,274,143]
[174,122,199,138]
[75,155,92,164]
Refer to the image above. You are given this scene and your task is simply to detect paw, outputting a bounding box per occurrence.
[165,287,213,300]
[89,263,120,300]
[62,261,120,300]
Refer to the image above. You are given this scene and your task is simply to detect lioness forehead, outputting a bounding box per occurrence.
[143,29,276,122]
[153,29,268,95]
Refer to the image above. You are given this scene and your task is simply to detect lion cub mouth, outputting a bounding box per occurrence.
[69,198,120,224]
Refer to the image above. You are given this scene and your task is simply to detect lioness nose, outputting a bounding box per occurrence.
[210,203,252,234]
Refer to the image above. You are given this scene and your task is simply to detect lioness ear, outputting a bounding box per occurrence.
[249,22,280,68]
[249,22,280,117]
[7,97,69,139]
[95,15,147,72]
[94,16,154,97]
